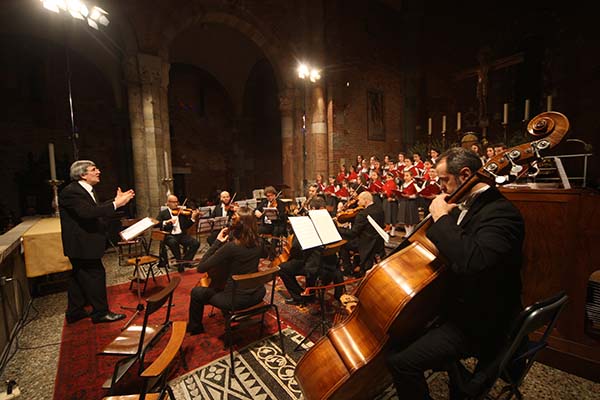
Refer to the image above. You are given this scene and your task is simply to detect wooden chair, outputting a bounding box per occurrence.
[102,320,187,400]
[99,276,181,394]
[224,266,284,371]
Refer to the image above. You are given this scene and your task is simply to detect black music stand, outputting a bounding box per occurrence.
[118,217,158,330]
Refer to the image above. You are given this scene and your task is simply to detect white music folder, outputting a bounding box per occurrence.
[288,209,342,250]
[119,217,158,241]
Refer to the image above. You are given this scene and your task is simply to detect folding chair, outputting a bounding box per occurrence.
[101,320,187,400]
[450,291,569,400]
[223,266,284,371]
[99,276,181,394]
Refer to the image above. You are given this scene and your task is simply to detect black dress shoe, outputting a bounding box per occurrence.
[285,298,303,305]
[66,311,91,324]
[186,324,205,336]
[92,312,126,324]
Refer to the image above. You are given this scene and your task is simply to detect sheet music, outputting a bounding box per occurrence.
[367,215,390,243]
[308,209,342,245]
[288,216,323,250]
[120,217,157,241]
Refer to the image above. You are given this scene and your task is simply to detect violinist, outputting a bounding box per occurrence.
[254,186,287,237]
[280,197,342,305]
[295,184,319,216]
[156,195,201,272]
[336,191,384,277]
[207,191,236,245]
[187,206,267,335]
[386,147,525,400]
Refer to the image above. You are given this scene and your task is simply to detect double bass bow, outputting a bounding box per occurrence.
[294,112,570,400]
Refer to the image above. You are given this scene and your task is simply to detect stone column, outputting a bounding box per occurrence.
[123,53,171,218]
[309,83,327,181]
[279,87,296,197]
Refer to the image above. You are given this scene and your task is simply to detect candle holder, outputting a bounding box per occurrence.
[441,131,447,149]
[162,177,173,197]
[47,179,64,217]
[502,122,508,145]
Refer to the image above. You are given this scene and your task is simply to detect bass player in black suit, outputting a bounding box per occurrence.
[59,160,135,324]
[386,147,525,399]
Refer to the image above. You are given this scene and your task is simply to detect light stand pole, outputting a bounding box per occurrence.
[40,0,110,161]
[301,81,307,190]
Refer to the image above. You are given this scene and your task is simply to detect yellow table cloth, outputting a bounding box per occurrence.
[22,217,72,278]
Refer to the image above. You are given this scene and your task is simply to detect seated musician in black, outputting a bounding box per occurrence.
[336,191,385,276]
[254,185,287,237]
[156,195,201,272]
[386,147,525,400]
[279,197,343,305]
[207,190,235,245]
[187,206,266,335]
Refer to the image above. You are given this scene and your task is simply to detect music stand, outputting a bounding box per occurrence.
[118,217,158,330]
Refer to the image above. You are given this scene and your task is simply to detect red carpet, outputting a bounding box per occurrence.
[53,268,310,400]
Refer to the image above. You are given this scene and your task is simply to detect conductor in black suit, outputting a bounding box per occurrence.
[59,160,135,324]
[156,195,201,272]
[336,191,385,276]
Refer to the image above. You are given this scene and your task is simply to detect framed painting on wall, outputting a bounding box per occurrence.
[367,90,385,141]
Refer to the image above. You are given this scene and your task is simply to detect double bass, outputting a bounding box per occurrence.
[294,112,570,399]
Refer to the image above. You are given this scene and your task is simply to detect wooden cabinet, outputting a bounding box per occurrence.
[500,186,600,382]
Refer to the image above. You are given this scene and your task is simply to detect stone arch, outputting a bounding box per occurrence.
[157,10,290,97]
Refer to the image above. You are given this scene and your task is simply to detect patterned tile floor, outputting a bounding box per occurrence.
[2,235,599,399]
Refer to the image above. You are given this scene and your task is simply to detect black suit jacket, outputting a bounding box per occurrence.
[339,202,385,265]
[156,208,195,234]
[59,181,116,259]
[257,199,287,228]
[427,187,525,350]
[209,203,234,219]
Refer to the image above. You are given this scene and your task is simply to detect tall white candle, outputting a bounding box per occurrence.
[524,99,530,120]
[442,115,447,133]
[547,95,553,111]
[456,112,461,131]
[48,143,57,180]
[428,118,432,135]
[164,151,170,178]
[503,103,509,125]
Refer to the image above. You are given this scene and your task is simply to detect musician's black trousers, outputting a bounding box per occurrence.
[163,233,199,261]
[66,257,109,319]
[386,322,471,400]
[188,286,265,332]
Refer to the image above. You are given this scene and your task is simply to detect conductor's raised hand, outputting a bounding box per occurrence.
[114,187,135,208]
[429,193,458,222]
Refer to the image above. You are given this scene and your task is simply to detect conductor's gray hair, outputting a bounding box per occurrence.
[69,160,95,181]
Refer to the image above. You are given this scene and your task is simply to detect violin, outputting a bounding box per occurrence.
[294,112,571,399]
[335,205,364,223]
[171,206,195,216]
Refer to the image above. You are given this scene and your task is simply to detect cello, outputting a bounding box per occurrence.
[294,112,570,399]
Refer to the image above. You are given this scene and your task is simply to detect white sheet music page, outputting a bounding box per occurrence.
[288,216,322,250]
[308,209,342,245]
[367,215,390,243]
[120,217,157,241]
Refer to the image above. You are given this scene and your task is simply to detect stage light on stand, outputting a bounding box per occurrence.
[40,0,110,30]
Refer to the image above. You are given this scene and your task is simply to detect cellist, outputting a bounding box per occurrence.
[386,147,525,400]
